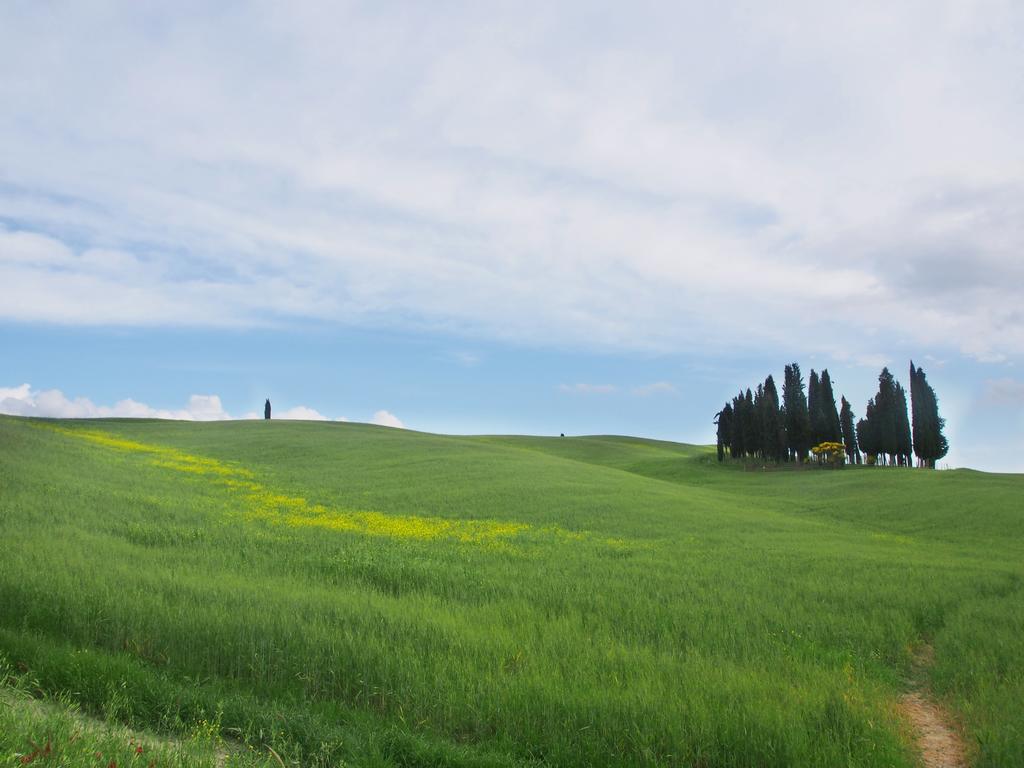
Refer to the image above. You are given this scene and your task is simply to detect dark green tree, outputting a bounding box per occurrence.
[819,370,842,443]
[839,396,859,464]
[730,392,745,459]
[895,383,912,466]
[743,388,758,460]
[715,360,949,470]
[909,362,949,468]
[910,363,925,465]
[858,367,912,466]
[761,374,786,462]
[715,402,733,462]
[873,367,899,465]
[753,384,765,460]
[856,399,879,465]
[808,369,823,445]
[782,363,811,461]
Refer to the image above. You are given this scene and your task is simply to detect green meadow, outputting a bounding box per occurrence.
[0,415,1021,767]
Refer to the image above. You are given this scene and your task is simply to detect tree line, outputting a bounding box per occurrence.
[714,362,948,468]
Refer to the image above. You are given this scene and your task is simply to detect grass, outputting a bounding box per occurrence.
[0,414,1021,767]
[0,656,274,767]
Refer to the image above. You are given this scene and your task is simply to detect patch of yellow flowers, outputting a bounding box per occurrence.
[38,424,610,548]
[44,426,255,478]
[236,482,529,544]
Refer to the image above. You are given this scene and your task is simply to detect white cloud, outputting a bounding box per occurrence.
[182,395,230,421]
[632,381,677,397]
[1,384,394,426]
[982,378,1024,407]
[276,405,329,421]
[370,410,405,428]
[559,383,618,395]
[0,384,231,420]
[0,230,74,267]
[0,4,1022,361]
[0,384,32,403]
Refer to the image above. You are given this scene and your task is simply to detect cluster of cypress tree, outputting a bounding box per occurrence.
[715,362,947,468]
[855,368,912,466]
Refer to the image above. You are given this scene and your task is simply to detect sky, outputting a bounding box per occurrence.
[1,1,1022,471]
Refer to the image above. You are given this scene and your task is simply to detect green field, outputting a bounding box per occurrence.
[1,415,1021,767]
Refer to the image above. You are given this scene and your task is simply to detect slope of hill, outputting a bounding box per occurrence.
[0,415,1021,767]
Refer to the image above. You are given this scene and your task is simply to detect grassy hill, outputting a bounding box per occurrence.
[0,415,1021,767]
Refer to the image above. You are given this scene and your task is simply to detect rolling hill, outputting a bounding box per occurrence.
[0,415,1021,767]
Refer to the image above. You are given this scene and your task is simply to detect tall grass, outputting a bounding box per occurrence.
[0,416,1021,766]
[0,654,274,768]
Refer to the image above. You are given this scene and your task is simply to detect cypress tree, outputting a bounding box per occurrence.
[910,362,949,468]
[808,370,823,446]
[782,363,811,462]
[932,398,949,468]
[715,402,733,462]
[873,368,899,465]
[715,360,948,470]
[840,396,859,464]
[819,370,842,443]
[781,366,793,459]
[730,393,745,459]
[895,383,912,467]
[857,399,878,464]
[762,374,786,462]
[754,384,765,460]
[910,363,924,465]
[743,388,758,461]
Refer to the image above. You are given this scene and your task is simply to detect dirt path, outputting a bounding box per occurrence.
[899,645,968,768]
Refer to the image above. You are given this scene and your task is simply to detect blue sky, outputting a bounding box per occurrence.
[2,2,1023,471]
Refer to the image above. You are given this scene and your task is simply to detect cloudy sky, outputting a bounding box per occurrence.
[2,1,1022,470]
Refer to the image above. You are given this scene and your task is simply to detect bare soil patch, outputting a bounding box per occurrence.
[899,645,968,768]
